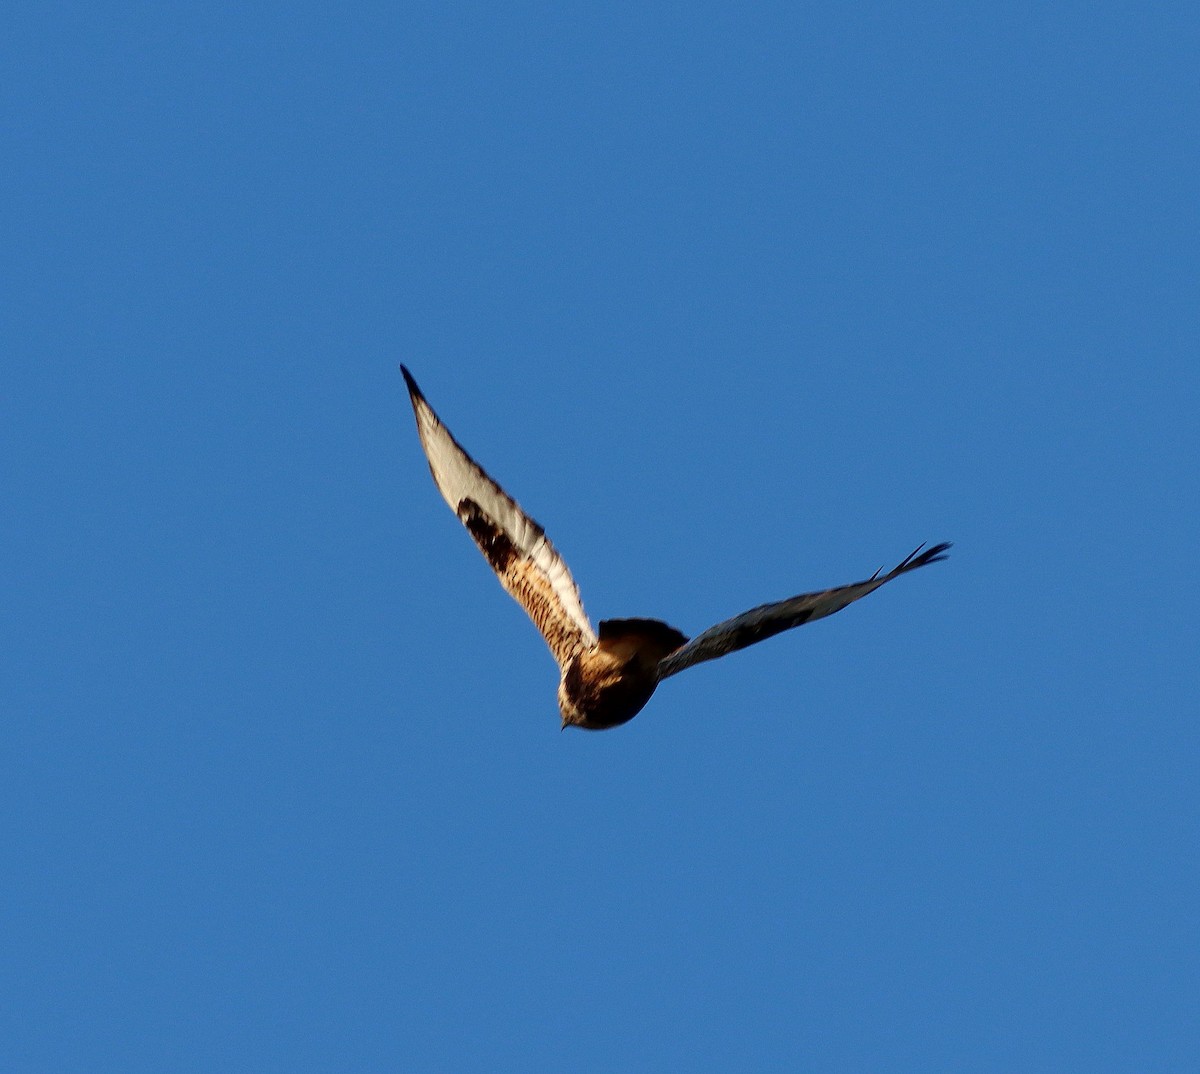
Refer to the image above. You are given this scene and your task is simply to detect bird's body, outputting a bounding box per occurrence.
[400,366,949,731]
[557,618,688,730]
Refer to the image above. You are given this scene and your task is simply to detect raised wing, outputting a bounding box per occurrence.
[656,542,950,680]
[401,366,597,667]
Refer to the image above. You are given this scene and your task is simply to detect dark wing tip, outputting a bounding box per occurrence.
[894,541,952,574]
[400,364,421,399]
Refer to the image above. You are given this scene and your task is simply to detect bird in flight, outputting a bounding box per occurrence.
[401,366,949,731]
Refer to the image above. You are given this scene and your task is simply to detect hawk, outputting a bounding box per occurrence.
[401,366,949,731]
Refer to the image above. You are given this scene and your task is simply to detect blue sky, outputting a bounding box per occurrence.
[4,2,1198,1070]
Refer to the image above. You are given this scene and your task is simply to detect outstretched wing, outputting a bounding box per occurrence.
[656,542,950,680]
[401,366,597,667]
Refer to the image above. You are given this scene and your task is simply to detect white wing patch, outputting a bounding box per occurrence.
[402,367,596,666]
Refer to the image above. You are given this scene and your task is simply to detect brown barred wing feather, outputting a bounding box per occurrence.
[401,366,597,668]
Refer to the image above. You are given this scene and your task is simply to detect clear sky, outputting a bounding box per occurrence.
[4,2,1198,1071]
